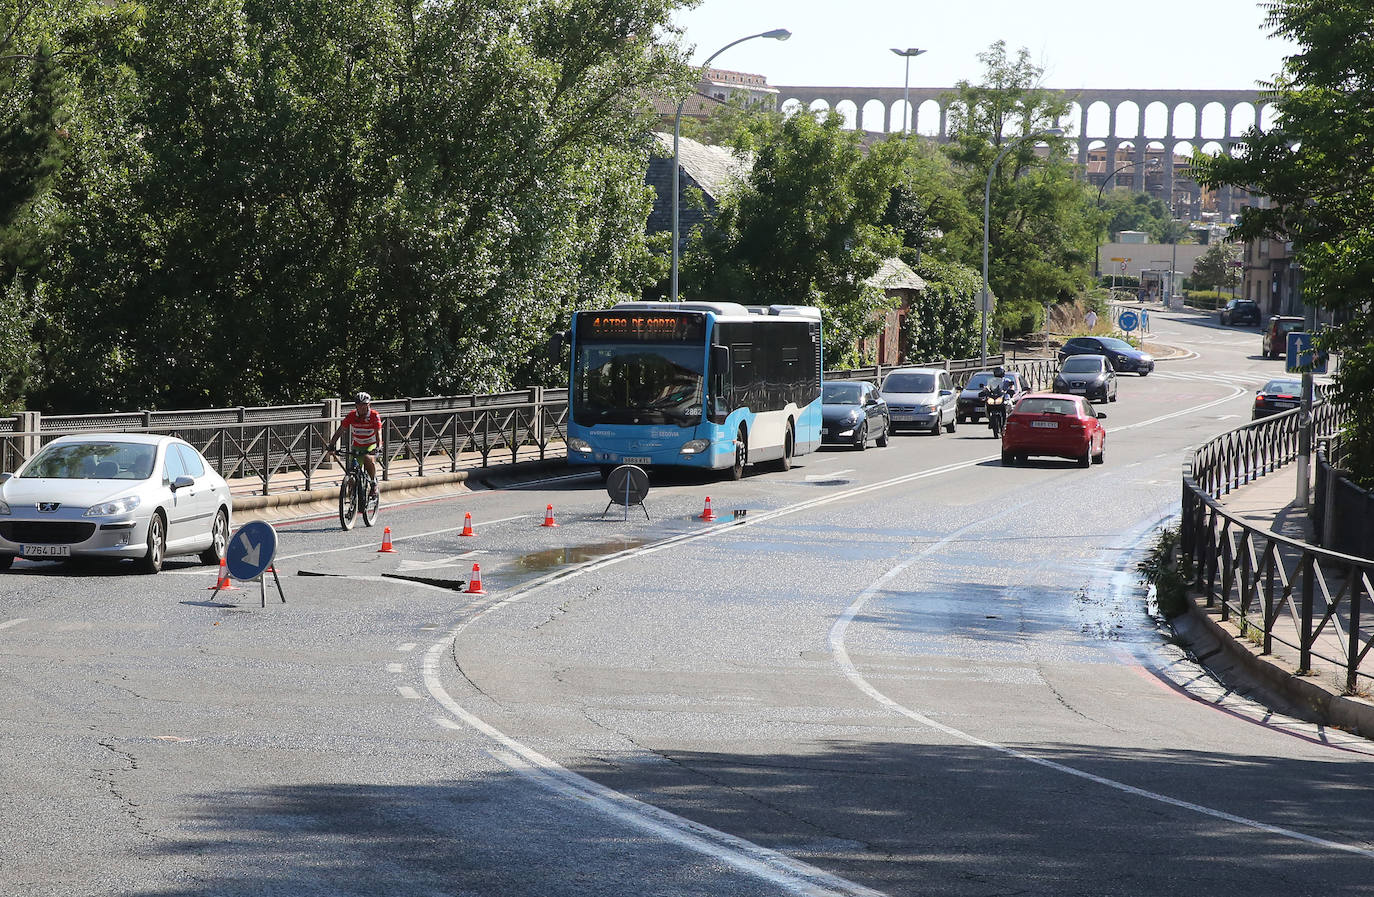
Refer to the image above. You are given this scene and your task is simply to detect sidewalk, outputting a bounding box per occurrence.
[1177,465,1374,737]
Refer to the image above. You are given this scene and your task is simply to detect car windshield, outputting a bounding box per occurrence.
[1061,357,1104,373]
[823,383,863,404]
[1098,337,1133,351]
[21,441,157,480]
[573,342,704,426]
[883,372,936,393]
[1262,379,1301,394]
[1016,397,1078,416]
[963,373,993,391]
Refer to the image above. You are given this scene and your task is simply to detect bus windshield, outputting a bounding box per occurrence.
[574,343,704,426]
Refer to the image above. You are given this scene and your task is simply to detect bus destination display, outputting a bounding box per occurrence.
[580,311,705,342]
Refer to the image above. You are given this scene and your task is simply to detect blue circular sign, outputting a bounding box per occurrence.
[1118,310,1140,332]
[226,520,278,581]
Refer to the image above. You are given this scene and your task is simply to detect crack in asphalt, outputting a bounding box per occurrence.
[94,736,154,839]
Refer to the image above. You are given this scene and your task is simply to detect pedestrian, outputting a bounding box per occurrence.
[1085,309,1098,331]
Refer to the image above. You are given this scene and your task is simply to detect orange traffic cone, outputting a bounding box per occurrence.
[377,526,396,553]
[466,562,485,594]
[541,504,558,527]
[699,496,717,521]
[207,557,239,591]
[460,512,476,537]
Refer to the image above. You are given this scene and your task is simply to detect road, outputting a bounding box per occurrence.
[2,309,1371,896]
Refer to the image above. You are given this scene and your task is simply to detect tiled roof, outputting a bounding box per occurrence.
[866,257,927,292]
[645,133,753,236]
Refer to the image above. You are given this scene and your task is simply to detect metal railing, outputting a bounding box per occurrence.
[828,353,1059,391]
[1181,402,1374,692]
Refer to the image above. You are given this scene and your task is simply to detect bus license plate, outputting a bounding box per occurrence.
[622,456,651,464]
[22,544,70,558]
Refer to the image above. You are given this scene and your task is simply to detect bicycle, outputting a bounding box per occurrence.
[329,449,380,531]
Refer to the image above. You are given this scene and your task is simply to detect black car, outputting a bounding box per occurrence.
[1058,335,1154,375]
[957,371,1025,423]
[821,380,889,450]
[1220,298,1260,326]
[1252,377,1303,419]
[1052,354,1118,403]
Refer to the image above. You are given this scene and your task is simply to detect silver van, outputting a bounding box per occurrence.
[881,367,957,435]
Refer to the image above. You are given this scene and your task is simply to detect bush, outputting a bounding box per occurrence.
[1183,290,1231,310]
[1097,275,1140,289]
[1137,526,1194,619]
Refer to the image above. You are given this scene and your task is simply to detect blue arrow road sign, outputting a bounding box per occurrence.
[226,520,278,581]
[1118,310,1140,332]
[1286,331,1327,374]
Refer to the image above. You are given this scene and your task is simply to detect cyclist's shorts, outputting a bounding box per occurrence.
[349,444,377,458]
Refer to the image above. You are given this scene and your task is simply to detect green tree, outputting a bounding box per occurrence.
[902,255,981,362]
[1190,241,1241,293]
[1099,189,1173,243]
[681,110,902,367]
[1192,0,1374,483]
[679,91,783,153]
[943,42,1098,335]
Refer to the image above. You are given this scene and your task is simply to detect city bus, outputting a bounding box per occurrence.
[566,301,822,479]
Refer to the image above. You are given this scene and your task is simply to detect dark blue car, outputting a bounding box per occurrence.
[821,380,890,450]
[1058,335,1155,375]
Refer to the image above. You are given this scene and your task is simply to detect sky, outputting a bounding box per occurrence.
[670,0,1295,92]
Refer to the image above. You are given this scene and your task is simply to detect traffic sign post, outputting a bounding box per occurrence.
[224,520,285,607]
[1118,310,1140,333]
[1286,331,1327,374]
[603,465,650,521]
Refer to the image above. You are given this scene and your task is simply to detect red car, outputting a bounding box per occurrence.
[1001,393,1107,467]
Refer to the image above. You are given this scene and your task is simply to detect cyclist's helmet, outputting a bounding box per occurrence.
[993,366,1005,378]
[353,391,371,405]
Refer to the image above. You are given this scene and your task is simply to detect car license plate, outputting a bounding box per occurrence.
[1275,401,1296,408]
[21,544,70,558]
[1032,420,1059,429]
[622,456,651,464]
[1070,386,1086,393]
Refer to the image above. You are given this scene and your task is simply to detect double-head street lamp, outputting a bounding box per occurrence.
[1093,158,1160,279]
[890,47,926,134]
[670,28,791,303]
[981,127,1064,368]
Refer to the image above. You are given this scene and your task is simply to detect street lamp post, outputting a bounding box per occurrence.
[671,28,791,304]
[982,128,1064,368]
[890,48,926,134]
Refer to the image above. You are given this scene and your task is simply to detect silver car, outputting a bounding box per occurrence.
[881,367,958,435]
[0,434,232,573]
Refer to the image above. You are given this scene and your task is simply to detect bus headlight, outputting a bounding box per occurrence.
[568,438,592,454]
[679,439,709,455]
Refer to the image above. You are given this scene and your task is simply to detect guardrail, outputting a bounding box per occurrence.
[830,354,1059,391]
[1180,402,1374,693]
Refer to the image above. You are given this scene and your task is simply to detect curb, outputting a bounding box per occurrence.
[1180,600,1374,739]
[230,458,572,514]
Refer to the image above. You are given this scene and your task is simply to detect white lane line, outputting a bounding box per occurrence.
[422,642,885,896]
[397,685,421,700]
[398,643,417,652]
[387,663,404,674]
[806,469,854,480]
[827,522,1374,861]
[274,515,528,562]
[0,618,28,631]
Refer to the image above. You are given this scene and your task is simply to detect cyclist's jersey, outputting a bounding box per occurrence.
[340,409,382,447]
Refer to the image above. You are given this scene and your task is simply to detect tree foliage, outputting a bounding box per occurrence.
[943,42,1098,336]
[1099,189,1174,243]
[1190,241,1241,292]
[18,0,694,412]
[681,111,901,367]
[902,255,981,363]
[1192,0,1374,484]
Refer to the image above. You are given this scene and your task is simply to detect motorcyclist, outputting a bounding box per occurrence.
[979,367,1014,436]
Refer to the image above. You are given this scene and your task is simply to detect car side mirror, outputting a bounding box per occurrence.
[172,475,195,491]
[1097,412,1107,420]
[0,472,10,483]
[939,389,953,397]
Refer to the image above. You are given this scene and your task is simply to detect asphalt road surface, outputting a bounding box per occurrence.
[2,309,1371,896]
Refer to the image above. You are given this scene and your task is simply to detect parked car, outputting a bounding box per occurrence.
[1058,335,1154,375]
[0,434,231,573]
[1219,298,1261,326]
[1251,377,1303,420]
[1261,315,1305,359]
[1001,393,1107,467]
[957,371,1027,424]
[1052,355,1118,403]
[881,367,957,435]
[821,380,890,450]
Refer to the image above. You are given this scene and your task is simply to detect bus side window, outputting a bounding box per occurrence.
[709,345,730,423]
[732,343,753,409]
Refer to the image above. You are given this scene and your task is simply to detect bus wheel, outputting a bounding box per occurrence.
[730,427,747,480]
[769,423,794,472]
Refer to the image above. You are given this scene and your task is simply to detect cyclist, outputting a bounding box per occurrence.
[329,392,382,500]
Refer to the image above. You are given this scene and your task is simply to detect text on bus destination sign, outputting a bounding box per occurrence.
[583,311,704,341]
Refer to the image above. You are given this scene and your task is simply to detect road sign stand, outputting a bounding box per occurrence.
[222,521,285,608]
[258,566,286,608]
[602,465,650,521]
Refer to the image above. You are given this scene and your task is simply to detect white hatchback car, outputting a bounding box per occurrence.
[881,367,958,435]
[0,434,232,573]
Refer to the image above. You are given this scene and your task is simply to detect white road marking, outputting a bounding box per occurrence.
[273,515,528,562]
[397,643,417,652]
[806,469,854,481]
[827,520,1374,861]
[387,663,404,673]
[0,618,28,631]
[396,685,421,700]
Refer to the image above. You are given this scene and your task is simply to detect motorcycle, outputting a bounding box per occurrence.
[981,387,1008,438]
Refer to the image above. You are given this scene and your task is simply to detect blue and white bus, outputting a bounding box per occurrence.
[566,302,822,479]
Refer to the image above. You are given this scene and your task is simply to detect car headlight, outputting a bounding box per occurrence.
[837,428,855,437]
[679,439,709,455]
[84,496,141,517]
[568,437,592,453]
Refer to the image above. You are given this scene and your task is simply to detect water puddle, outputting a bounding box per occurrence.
[513,539,648,572]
